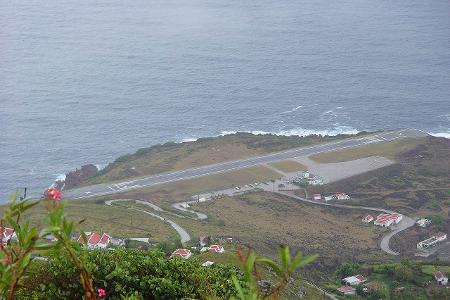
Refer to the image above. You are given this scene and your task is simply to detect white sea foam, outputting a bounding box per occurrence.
[95,164,107,171]
[54,173,66,182]
[430,132,450,139]
[181,137,199,143]
[219,126,359,137]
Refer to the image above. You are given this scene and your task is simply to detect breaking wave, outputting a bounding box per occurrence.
[219,126,360,137]
[429,132,450,139]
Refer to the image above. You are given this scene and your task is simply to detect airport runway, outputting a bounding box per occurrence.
[63,128,426,200]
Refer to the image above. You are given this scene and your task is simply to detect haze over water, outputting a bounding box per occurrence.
[1,0,449,200]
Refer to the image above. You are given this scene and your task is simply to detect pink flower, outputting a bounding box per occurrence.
[98,288,107,297]
[46,188,62,200]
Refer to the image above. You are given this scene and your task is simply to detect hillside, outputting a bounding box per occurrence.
[63,132,370,189]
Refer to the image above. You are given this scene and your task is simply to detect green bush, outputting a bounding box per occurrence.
[18,248,238,300]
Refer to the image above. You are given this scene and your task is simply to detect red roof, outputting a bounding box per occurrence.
[99,233,110,245]
[208,245,224,252]
[375,213,401,223]
[0,227,15,239]
[355,274,366,282]
[88,232,102,245]
[78,232,110,246]
[435,271,446,279]
[433,232,447,239]
[173,249,190,257]
[337,286,355,293]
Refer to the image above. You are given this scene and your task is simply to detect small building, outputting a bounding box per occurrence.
[0,226,16,244]
[417,232,447,249]
[434,271,448,285]
[208,244,225,253]
[335,193,350,200]
[171,249,192,259]
[324,195,335,202]
[337,286,356,295]
[362,214,374,223]
[416,218,431,228]
[313,194,322,201]
[202,261,215,267]
[77,232,111,249]
[433,232,447,242]
[342,274,367,286]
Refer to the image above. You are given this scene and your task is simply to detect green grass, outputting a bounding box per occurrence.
[0,199,177,242]
[421,265,450,276]
[269,160,307,173]
[310,137,424,163]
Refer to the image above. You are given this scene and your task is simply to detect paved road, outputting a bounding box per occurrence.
[105,199,191,243]
[64,128,426,200]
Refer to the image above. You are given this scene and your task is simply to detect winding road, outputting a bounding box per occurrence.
[105,199,191,243]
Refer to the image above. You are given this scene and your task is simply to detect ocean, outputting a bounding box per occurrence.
[1,0,449,201]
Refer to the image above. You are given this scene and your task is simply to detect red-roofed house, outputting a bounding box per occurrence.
[337,286,356,295]
[171,249,192,259]
[432,232,447,242]
[434,271,448,285]
[0,227,16,244]
[417,232,447,249]
[362,214,374,223]
[374,213,403,227]
[208,244,225,253]
[313,194,322,201]
[78,232,111,249]
[342,274,367,286]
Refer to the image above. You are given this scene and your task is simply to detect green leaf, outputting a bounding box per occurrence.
[279,246,290,271]
[232,275,246,300]
[256,257,281,275]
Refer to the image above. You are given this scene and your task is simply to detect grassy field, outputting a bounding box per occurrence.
[0,199,176,242]
[269,160,307,173]
[310,137,425,163]
[68,132,370,188]
[97,165,283,209]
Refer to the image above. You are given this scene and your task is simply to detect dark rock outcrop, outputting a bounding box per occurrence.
[60,164,98,190]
